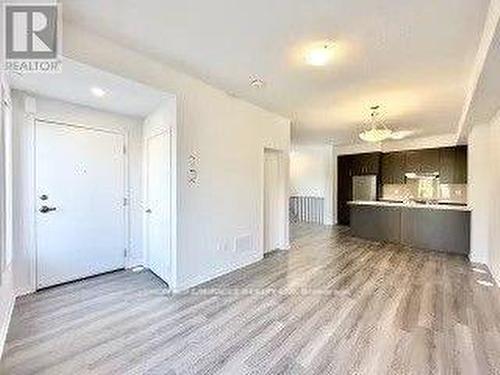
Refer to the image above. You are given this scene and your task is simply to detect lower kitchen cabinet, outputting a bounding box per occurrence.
[400,207,470,255]
[349,203,470,255]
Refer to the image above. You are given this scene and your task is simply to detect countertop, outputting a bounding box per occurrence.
[348,200,472,212]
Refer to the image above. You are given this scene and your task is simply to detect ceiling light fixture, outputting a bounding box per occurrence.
[249,77,265,88]
[359,105,393,143]
[91,87,106,97]
[389,130,415,140]
[305,42,335,66]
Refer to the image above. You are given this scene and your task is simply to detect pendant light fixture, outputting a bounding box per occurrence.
[359,105,393,143]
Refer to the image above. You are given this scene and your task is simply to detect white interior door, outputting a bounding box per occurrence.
[145,131,171,283]
[35,120,126,289]
[264,149,282,253]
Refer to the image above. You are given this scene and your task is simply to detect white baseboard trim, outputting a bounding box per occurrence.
[0,294,15,360]
[125,260,144,270]
[469,251,488,266]
[172,253,262,293]
[469,259,500,286]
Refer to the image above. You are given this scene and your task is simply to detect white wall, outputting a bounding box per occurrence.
[468,122,492,265]
[290,145,334,225]
[490,113,500,281]
[264,149,287,252]
[0,72,15,359]
[61,23,291,291]
[11,91,144,294]
[175,96,290,290]
[469,111,500,281]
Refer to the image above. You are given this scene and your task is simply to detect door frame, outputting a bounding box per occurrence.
[262,148,288,254]
[33,118,129,290]
[143,129,173,284]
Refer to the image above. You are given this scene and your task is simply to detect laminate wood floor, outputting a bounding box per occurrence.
[2,224,500,374]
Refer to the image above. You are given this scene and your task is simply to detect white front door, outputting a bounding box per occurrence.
[145,131,171,283]
[35,120,126,289]
[264,149,281,253]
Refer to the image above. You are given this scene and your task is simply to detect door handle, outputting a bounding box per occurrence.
[145,209,152,214]
[39,206,57,213]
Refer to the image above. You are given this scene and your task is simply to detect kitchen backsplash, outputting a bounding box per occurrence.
[382,183,467,203]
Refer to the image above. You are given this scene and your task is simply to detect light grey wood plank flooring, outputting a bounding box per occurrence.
[2,224,500,374]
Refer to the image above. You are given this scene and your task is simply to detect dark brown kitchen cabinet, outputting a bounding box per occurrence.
[439,146,467,184]
[337,152,382,225]
[381,152,406,184]
[455,146,467,183]
[405,148,440,174]
[339,146,468,227]
[350,152,381,175]
[337,155,353,225]
[439,147,455,184]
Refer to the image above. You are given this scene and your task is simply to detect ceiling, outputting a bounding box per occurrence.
[9,58,171,118]
[462,20,500,134]
[62,0,490,144]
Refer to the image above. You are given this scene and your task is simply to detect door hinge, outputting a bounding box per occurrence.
[123,145,127,154]
[123,197,128,206]
[124,248,128,258]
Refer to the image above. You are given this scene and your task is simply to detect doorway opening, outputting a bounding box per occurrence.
[263,148,287,254]
[144,129,172,283]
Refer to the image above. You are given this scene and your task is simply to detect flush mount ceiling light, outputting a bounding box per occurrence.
[91,87,106,97]
[305,41,335,66]
[249,77,265,88]
[359,105,393,143]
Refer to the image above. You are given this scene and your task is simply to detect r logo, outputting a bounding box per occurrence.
[5,5,58,59]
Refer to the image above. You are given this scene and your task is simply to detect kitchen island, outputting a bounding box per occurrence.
[348,201,471,255]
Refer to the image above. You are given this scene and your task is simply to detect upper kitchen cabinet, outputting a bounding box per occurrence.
[381,152,406,184]
[350,152,381,175]
[439,147,455,183]
[439,146,467,184]
[455,146,467,183]
[405,148,440,174]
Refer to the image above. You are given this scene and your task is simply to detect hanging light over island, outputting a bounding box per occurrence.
[359,105,393,142]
